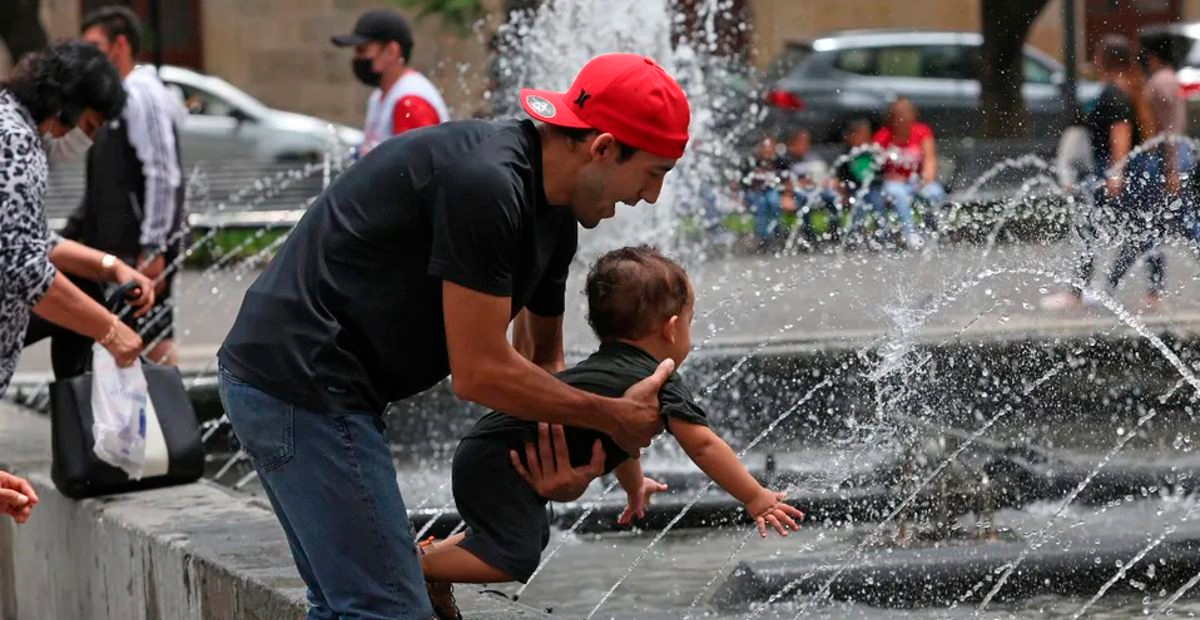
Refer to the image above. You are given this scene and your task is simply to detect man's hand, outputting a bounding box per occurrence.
[510,423,605,502]
[617,476,669,525]
[0,470,38,524]
[611,358,674,455]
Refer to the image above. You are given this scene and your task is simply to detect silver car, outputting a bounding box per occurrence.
[158,65,363,164]
[763,30,1102,142]
[42,66,361,223]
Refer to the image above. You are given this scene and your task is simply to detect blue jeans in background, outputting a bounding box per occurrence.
[744,186,782,242]
[851,181,943,238]
[217,366,433,620]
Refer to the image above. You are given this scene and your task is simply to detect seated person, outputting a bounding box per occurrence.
[419,246,803,619]
[782,127,828,188]
[741,136,790,246]
[871,98,945,249]
[840,119,886,234]
[781,127,840,240]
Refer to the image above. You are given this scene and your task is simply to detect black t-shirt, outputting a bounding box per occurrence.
[1086,84,1140,166]
[464,342,710,474]
[218,119,578,414]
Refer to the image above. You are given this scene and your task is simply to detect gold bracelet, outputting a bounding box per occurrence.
[98,317,119,347]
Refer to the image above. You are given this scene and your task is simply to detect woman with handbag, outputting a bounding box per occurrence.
[0,41,155,394]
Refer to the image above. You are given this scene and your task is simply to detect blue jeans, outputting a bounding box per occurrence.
[1108,152,1167,295]
[744,187,782,241]
[850,181,942,238]
[217,367,432,620]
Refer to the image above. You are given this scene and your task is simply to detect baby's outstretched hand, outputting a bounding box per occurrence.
[746,490,804,538]
[618,477,669,525]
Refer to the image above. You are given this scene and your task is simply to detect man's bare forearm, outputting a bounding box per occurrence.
[456,345,616,434]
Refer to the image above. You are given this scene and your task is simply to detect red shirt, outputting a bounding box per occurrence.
[873,122,933,178]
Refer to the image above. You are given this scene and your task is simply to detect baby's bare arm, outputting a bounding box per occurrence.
[668,418,766,506]
[670,418,805,537]
[614,458,644,496]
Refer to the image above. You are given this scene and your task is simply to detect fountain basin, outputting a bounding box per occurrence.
[710,529,1200,609]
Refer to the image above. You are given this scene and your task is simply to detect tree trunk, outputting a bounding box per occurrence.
[979,0,1051,138]
[0,0,46,67]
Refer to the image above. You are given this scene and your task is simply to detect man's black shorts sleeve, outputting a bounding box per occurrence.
[427,162,522,297]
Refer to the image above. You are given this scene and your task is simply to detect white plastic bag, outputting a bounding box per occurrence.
[1055,125,1094,188]
[90,344,150,479]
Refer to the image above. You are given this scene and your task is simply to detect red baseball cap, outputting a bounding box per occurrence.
[519,54,691,160]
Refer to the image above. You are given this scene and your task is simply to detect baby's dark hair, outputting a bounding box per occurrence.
[585,246,691,342]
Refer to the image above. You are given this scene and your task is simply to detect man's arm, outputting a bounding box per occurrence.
[920,135,938,186]
[1107,121,1133,197]
[124,81,182,259]
[444,281,666,453]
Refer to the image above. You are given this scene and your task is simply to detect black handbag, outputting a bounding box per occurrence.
[49,283,204,499]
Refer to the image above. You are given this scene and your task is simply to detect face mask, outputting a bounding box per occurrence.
[352,57,381,87]
[42,127,94,163]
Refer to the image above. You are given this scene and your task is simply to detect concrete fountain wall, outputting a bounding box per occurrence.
[0,403,560,620]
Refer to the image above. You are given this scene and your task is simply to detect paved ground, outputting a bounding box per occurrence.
[15,234,1200,382]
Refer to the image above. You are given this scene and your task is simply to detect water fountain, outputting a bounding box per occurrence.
[13,1,1200,619]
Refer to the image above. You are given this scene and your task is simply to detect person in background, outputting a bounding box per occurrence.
[782,127,827,185]
[71,5,187,366]
[1097,32,1192,310]
[1041,35,1144,311]
[741,135,790,249]
[871,98,944,250]
[781,127,840,241]
[0,470,37,524]
[840,119,886,239]
[1,42,154,393]
[332,9,450,155]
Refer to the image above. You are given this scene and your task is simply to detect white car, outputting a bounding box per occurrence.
[157,65,363,164]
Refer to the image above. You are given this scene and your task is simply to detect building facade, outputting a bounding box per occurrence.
[4,0,1200,127]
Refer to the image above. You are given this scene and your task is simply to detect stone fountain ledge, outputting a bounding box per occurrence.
[0,402,561,620]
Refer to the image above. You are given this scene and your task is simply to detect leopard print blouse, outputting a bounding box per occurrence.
[0,90,61,393]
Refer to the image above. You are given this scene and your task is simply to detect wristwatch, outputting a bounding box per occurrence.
[101,253,117,272]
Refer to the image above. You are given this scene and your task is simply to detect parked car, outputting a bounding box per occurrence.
[1136,22,1200,136]
[157,65,363,164]
[761,30,1102,142]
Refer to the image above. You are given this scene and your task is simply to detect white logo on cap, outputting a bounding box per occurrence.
[525,95,556,118]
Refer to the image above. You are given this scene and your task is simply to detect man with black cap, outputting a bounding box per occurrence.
[217,53,691,618]
[333,8,449,155]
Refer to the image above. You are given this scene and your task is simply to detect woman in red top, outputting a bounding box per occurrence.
[869,98,945,249]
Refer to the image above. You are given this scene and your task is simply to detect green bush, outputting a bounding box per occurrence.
[182,227,289,268]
